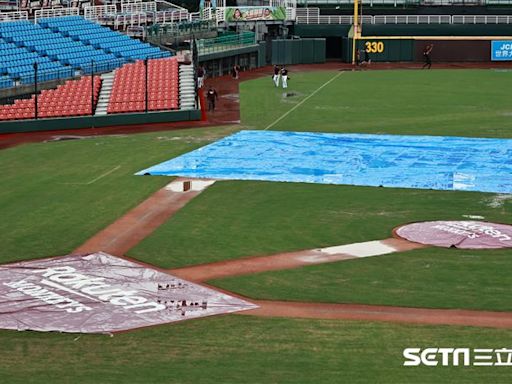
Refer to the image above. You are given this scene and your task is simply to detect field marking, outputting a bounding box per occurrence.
[85,165,121,185]
[264,71,344,131]
[61,165,121,185]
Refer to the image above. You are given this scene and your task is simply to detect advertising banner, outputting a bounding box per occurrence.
[491,40,512,61]
[225,6,286,22]
[0,253,256,333]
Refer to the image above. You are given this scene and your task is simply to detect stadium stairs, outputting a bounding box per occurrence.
[179,63,195,110]
[95,72,115,116]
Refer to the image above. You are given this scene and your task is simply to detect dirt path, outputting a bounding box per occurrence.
[74,178,215,255]
[240,300,512,329]
[170,238,424,282]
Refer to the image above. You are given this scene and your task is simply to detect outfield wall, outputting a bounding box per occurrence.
[0,109,201,134]
[294,24,512,62]
[271,39,326,65]
[198,39,327,75]
[354,38,504,62]
[361,24,512,37]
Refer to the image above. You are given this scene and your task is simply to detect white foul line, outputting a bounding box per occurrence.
[60,165,122,186]
[85,165,121,185]
[264,71,344,131]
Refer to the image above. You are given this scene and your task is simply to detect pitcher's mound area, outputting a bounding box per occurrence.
[0,253,256,334]
[395,221,512,249]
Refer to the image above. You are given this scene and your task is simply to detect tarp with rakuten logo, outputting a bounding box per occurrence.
[0,253,256,334]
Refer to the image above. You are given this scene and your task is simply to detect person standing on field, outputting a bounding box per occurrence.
[231,64,240,80]
[363,47,371,65]
[422,44,434,69]
[281,66,288,89]
[273,65,280,87]
[206,86,218,112]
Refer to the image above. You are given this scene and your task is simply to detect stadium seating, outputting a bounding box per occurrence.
[0,75,14,89]
[0,76,101,120]
[0,20,123,75]
[0,27,73,84]
[0,16,171,88]
[38,16,171,61]
[107,57,179,114]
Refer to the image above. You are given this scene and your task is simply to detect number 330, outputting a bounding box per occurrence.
[365,41,384,53]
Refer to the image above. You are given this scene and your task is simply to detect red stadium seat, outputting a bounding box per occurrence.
[107,57,180,115]
[0,76,102,121]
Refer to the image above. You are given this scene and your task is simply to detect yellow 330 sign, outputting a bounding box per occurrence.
[364,41,384,53]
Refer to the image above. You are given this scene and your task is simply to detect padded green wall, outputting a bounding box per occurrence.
[272,39,326,65]
[356,39,415,62]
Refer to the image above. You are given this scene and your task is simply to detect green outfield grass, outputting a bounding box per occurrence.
[241,69,512,138]
[0,316,511,384]
[1,68,512,383]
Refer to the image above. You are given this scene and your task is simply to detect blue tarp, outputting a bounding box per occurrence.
[136,130,512,193]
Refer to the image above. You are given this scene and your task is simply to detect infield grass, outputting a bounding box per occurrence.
[0,126,236,263]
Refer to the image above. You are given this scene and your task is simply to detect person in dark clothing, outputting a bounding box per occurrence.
[231,64,240,80]
[422,44,434,69]
[363,47,371,65]
[355,48,361,66]
[206,87,218,112]
[273,65,280,87]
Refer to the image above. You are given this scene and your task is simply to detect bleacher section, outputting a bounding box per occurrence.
[0,23,73,85]
[107,58,179,114]
[38,16,171,61]
[0,16,171,88]
[0,76,101,120]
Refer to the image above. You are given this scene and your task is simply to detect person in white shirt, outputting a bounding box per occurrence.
[272,65,280,87]
[281,66,288,89]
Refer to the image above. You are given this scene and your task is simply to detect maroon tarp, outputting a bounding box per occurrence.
[0,253,257,334]
[396,221,512,249]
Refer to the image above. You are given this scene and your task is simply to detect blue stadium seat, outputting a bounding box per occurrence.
[38,16,172,62]
[0,17,171,88]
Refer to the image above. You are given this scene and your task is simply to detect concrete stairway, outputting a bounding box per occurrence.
[94,71,115,116]
[179,63,196,110]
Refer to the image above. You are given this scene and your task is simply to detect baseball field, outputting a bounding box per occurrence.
[1,68,512,383]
